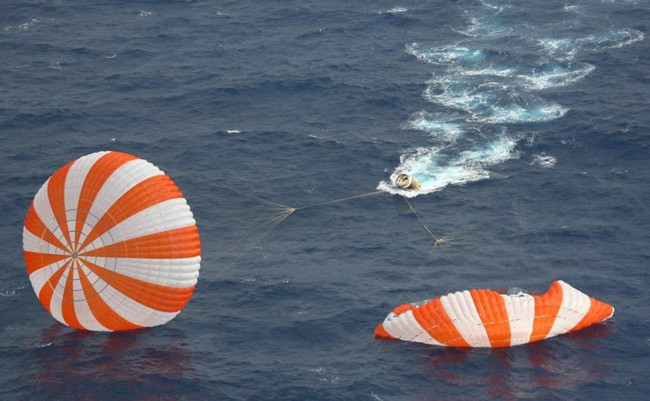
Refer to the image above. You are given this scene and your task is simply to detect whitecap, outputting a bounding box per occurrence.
[226,130,241,134]
[531,153,557,168]
[139,10,152,17]
[18,19,41,30]
[377,137,518,197]
[48,61,62,70]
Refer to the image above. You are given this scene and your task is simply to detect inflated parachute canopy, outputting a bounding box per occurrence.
[23,151,201,331]
[375,280,614,348]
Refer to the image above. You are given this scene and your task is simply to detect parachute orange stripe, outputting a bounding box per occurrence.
[47,160,74,249]
[77,264,142,331]
[374,323,396,339]
[24,204,70,253]
[530,281,563,343]
[74,152,138,246]
[415,298,471,347]
[81,226,201,259]
[82,259,195,312]
[61,262,83,330]
[79,175,184,251]
[24,252,69,275]
[471,289,511,347]
[569,297,613,333]
[37,261,70,314]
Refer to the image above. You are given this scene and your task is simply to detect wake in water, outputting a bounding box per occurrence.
[379,1,643,197]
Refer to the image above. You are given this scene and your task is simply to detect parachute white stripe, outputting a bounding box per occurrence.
[64,152,109,239]
[81,198,195,253]
[28,258,70,296]
[82,256,200,288]
[48,265,69,326]
[80,159,163,241]
[501,293,535,346]
[382,310,442,345]
[23,229,67,255]
[548,281,592,338]
[441,291,491,347]
[72,263,109,331]
[33,178,65,249]
[80,263,179,328]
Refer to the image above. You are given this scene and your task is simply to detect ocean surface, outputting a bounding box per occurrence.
[1,0,649,399]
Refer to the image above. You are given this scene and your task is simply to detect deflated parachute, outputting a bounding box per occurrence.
[23,151,201,331]
[375,280,613,348]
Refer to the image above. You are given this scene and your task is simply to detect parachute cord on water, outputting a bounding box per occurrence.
[396,196,453,305]
[402,196,439,243]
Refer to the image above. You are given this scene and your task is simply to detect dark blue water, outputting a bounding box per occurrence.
[1,0,649,399]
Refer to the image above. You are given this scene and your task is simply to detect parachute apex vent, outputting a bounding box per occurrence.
[395,174,421,190]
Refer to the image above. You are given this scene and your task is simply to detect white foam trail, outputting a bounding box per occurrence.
[475,104,568,124]
[423,78,568,124]
[377,137,518,197]
[406,43,484,65]
[539,29,644,60]
[459,65,517,77]
[518,62,595,90]
[453,16,513,37]
[406,111,465,142]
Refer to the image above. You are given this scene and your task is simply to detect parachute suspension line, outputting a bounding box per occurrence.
[402,196,439,244]
[217,208,293,257]
[206,208,295,284]
[293,191,384,211]
[396,196,454,305]
[164,167,292,211]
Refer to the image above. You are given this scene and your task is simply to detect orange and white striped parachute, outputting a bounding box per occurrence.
[23,151,201,331]
[375,280,614,347]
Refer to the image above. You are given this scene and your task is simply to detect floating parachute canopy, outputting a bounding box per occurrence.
[375,280,614,348]
[23,151,201,331]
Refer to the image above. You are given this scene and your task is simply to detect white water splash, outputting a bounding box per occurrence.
[377,137,518,197]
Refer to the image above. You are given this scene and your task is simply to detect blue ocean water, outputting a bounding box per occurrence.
[1,0,649,399]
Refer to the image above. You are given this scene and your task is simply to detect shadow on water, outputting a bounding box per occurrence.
[22,324,204,401]
[420,323,615,400]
